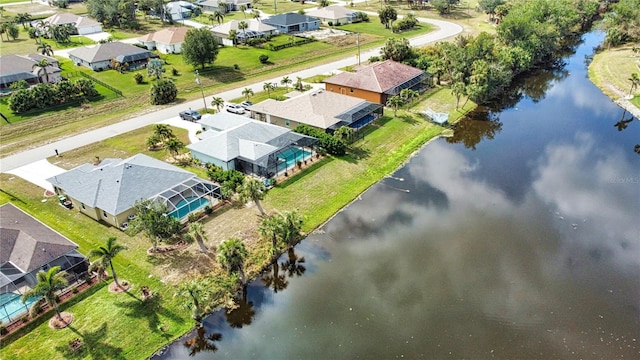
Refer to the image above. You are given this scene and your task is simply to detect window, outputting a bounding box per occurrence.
[285,119,290,127]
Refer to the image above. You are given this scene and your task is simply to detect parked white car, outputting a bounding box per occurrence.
[226,104,245,114]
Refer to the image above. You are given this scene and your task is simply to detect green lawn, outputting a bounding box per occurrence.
[0,0,30,4]
[339,17,432,39]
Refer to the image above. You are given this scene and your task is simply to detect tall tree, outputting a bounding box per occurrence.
[15,13,32,30]
[182,28,219,69]
[239,4,247,17]
[147,58,165,79]
[380,37,413,62]
[242,87,253,101]
[228,29,238,46]
[238,177,267,216]
[32,58,51,84]
[164,137,184,158]
[88,237,128,288]
[386,95,404,116]
[378,5,397,29]
[252,9,261,21]
[217,238,248,284]
[258,214,282,255]
[628,72,639,96]
[238,20,248,42]
[37,42,54,56]
[21,266,68,321]
[185,221,209,253]
[175,280,212,323]
[213,10,224,25]
[280,76,292,91]
[211,97,225,112]
[263,82,276,98]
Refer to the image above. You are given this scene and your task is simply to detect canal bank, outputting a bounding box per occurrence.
[154,30,640,360]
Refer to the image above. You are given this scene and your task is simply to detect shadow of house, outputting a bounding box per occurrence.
[0,203,88,324]
[47,154,222,230]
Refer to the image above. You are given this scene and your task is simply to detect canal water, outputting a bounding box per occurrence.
[156,31,640,359]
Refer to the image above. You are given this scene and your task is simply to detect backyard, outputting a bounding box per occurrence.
[0,89,475,358]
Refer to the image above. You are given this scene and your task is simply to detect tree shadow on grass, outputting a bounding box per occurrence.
[398,113,420,125]
[55,323,125,360]
[340,145,371,164]
[201,65,246,84]
[275,157,333,189]
[113,293,181,339]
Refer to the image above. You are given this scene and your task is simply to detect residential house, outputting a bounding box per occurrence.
[262,13,320,34]
[188,113,316,177]
[197,0,252,12]
[0,54,62,91]
[323,60,429,104]
[35,13,102,35]
[165,1,197,20]
[47,154,221,228]
[68,42,158,71]
[211,19,277,46]
[137,27,189,54]
[247,89,382,132]
[0,203,88,323]
[306,5,356,25]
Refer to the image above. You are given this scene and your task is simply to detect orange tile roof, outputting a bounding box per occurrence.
[324,60,424,93]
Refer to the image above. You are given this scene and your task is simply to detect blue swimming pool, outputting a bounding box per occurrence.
[169,196,210,219]
[0,292,40,323]
[278,148,312,170]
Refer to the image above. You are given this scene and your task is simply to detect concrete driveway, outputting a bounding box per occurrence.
[6,159,67,192]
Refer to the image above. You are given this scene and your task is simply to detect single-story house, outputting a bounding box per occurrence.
[306,5,356,25]
[247,89,383,132]
[166,1,197,20]
[137,27,189,54]
[197,0,251,12]
[47,154,221,229]
[35,13,103,35]
[68,42,159,71]
[188,113,317,177]
[324,60,429,104]
[211,19,277,46]
[0,203,88,323]
[0,54,62,91]
[262,13,320,34]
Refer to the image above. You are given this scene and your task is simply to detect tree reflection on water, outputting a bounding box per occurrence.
[225,285,256,328]
[183,326,222,357]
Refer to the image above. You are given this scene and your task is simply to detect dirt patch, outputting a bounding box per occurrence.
[108,280,131,293]
[48,312,73,330]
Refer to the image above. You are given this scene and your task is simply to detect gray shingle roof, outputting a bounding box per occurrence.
[47,154,198,215]
[0,54,61,86]
[0,203,79,273]
[263,13,318,26]
[68,42,156,64]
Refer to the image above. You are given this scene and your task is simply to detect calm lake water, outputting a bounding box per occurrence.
[156,31,640,359]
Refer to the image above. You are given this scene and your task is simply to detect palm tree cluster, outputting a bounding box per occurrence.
[145,124,185,158]
[258,210,303,256]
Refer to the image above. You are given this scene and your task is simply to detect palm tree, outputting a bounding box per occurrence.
[218,2,229,13]
[213,10,224,25]
[238,177,267,216]
[164,137,185,158]
[88,237,128,288]
[37,42,54,56]
[0,22,9,41]
[239,4,247,17]
[238,20,248,43]
[280,76,292,92]
[211,97,225,112]
[228,29,238,46]
[280,210,303,247]
[263,82,276,98]
[386,95,404,116]
[21,266,68,321]
[217,238,248,284]
[207,13,216,25]
[153,123,174,141]
[252,9,261,21]
[175,280,212,323]
[32,58,51,84]
[242,87,254,101]
[628,72,640,97]
[399,88,419,105]
[185,221,209,253]
[15,13,31,30]
[258,214,282,255]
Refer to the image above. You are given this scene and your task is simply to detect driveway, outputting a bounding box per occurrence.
[6,159,67,192]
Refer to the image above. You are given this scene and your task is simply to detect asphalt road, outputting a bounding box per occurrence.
[0,17,461,173]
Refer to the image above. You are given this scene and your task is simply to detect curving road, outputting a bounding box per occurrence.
[0,17,461,174]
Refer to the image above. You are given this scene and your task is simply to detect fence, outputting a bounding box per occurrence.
[268,37,316,51]
[64,71,123,97]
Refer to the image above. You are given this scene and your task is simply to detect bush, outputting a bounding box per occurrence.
[294,124,346,156]
[134,73,144,84]
[328,21,333,26]
[259,54,269,64]
[0,325,7,336]
[21,315,29,323]
[150,78,177,105]
[172,68,179,76]
[72,286,79,294]
[233,64,240,70]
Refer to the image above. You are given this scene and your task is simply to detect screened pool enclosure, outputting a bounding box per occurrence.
[150,178,221,220]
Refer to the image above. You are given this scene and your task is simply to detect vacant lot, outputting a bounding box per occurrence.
[589,44,640,108]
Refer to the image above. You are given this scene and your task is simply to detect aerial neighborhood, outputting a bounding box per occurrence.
[0,0,638,358]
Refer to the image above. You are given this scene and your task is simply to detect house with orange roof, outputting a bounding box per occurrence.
[137,27,189,54]
[323,60,429,104]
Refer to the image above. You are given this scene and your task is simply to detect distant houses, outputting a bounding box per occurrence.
[306,5,357,25]
[262,13,320,34]
[34,13,103,36]
[0,54,61,91]
[137,27,189,54]
[210,19,277,46]
[247,89,382,132]
[323,60,428,105]
[197,0,252,12]
[165,1,198,21]
[68,42,158,71]
[47,154,221,229]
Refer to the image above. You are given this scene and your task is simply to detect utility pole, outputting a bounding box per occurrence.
[356,32,361,66]
[194,70,208,113]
